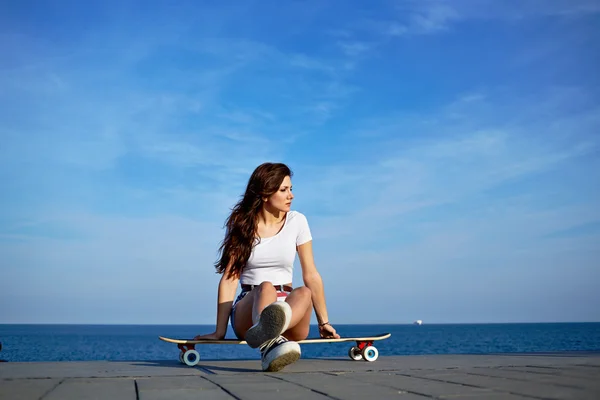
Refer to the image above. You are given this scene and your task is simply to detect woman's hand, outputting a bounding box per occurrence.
[193,331,224,340]
[318,323,340,339]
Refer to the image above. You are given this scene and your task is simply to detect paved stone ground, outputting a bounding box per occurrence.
[1,352,599,399]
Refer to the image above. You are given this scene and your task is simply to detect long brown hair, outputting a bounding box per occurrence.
[215,162,293,279]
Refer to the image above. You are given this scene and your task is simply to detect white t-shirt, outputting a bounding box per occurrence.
[240,211,312,285]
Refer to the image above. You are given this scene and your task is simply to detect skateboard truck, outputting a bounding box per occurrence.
[177,344,200,366]
[348,340,379,362]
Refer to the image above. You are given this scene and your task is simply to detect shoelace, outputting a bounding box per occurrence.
[259,336,287,354]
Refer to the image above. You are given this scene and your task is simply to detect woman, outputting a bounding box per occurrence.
[194,162,339,372]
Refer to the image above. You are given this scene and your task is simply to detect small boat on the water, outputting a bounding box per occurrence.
[413,320,423,325]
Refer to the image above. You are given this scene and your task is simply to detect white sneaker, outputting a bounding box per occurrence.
[245,302,292,349]
[260,336,301,372]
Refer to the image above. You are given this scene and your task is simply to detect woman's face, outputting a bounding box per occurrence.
[265,175,294,212]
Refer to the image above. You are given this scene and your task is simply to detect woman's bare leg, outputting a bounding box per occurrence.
[231,283,277,339]
[283,286,312,340]
[232,282,289,340]
[232,285,313,342]
[231,290,256,339]
[232,283,312,341]
[283,288,312,342]
[252,282,278,324]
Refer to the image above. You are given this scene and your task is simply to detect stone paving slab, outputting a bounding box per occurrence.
[202,374,330,400]
[1,353,599,400]
[0,360,207,379]
[136,376,232,400]
[395,371,590,400]
[0,378,61,400]
[463,367,600,389]
[504,365,600,379]
[274,372,436,399]
[350,372,499,398]
[42,378,136,400]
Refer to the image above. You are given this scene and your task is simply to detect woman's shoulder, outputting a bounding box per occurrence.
[288,210,308,220]
[288,211,312,243]
[287,210,310,225]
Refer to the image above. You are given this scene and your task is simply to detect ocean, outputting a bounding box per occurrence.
[1,323,599,362]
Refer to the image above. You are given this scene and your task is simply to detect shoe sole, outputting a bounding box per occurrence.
[264,348,301,372]
[245,302,291,349]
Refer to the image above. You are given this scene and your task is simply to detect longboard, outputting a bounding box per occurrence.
[159,333,391,366]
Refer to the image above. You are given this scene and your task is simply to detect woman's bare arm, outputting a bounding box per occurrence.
[195,263,238,340]
[297,240,340,338]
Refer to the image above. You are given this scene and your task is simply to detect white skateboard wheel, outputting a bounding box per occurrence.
[183,350,200,366]
[178,352,185,364]
[348,346,363,361]
[362,346,378,362]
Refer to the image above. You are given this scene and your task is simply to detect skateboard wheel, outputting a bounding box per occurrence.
[183,350,200,366]
[178,352,185,364]
[348,346,363,361]
[362,346,378,362]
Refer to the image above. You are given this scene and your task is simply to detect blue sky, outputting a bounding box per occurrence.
[1,0,599,325]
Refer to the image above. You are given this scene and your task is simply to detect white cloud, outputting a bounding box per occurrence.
[299,87,599,247]
[337,41,372,57]
[393,1,460,35]
[378,0,600,37]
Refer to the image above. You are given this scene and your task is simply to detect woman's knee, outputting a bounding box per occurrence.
[257,281,276,294]
[294,286,312,300]
[285,325,310,341]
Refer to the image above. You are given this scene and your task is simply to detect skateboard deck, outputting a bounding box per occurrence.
[159,333,391,366]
